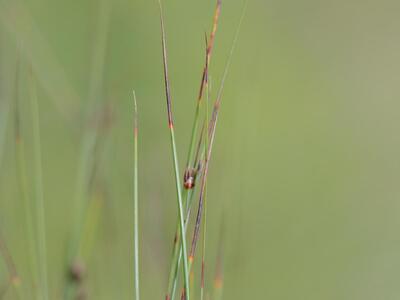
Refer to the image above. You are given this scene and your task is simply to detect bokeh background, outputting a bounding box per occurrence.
[1,0,400,299]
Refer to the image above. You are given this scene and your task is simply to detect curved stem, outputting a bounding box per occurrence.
[158,1,190,299]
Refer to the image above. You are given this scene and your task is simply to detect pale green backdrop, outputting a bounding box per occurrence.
[1,0,400,299]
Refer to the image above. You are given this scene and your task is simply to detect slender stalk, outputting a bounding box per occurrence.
[0,85,10,171]
[14,60,40,300]
[158,1,190,299]
[0,31,10,170]
[200,52,210,300]
[64,2,110,298]
[169,123,205,300]
[166,2,222,298]
[64,127,97,295]
[70,137,109,299]
[133,90,140,300]
[28,71,49,300]
[65,106,113,300]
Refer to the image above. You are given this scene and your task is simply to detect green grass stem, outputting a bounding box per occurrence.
[158,1,190,299]
[64,2,111,298]
[28,71,49,300]
[13,60,40,300]
[0,88,10,171]
[200,56,210,300]
[133,90,140,300]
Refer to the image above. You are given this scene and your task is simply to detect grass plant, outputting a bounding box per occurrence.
[13,59,41,300]
[133,90,140,300]
[166,2,222,299]
[0,1,246,299]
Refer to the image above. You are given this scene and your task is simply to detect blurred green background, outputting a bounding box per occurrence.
[1,0,400,299]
